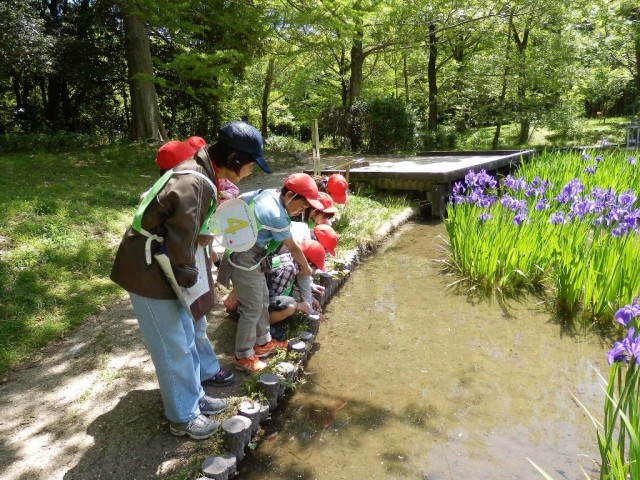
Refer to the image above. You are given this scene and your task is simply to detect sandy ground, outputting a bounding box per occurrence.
[0,163,310,480]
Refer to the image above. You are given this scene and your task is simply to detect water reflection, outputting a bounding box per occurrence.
[241,222,605,480]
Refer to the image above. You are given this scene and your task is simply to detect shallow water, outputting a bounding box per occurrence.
[240,222,607,480]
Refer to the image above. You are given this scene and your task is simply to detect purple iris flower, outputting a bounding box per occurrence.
[612,226,624,237]
[478,213,493,221]
[513,213,528,226]
[452,181,465,195]
[451,194,465,204]
[535,199,548,211]
[619,190,636,207]
[584,165,596,174]
[549,212,565,225]
[628,156,637,166]
[615,305,638,326]
[595,155,604,163]
[581,152,591,161]
[503,175,526,191]
[477,195,496,208]
[607,341,628,364]
[601,138,610,146]
[623,328,640,363]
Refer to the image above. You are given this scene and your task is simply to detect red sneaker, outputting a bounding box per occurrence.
[234,355,267,373]
[254,339,288,358]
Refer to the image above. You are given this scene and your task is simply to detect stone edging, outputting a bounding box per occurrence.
[196,206,420,479]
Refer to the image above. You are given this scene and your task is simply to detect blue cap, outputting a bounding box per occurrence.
[218,121,271,174]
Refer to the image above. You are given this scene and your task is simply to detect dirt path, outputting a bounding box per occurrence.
[0,164,308,480]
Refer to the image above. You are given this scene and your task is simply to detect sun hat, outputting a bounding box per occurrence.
[284,173,324,210]
[313,224,338,256]
[317,192,338,214]
[155,140,197,170]
[300,239,326,271]
[326,173,348,204]
[218,121,271,174]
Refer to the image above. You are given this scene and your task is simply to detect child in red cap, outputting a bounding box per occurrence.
[326,173,349,204]
[267,239,327,337]
[227,172,322,373]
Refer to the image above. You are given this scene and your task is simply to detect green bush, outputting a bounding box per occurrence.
[420,126,457,151]
[363,97,415,153]
[0,132,111,153]
[264,135,309,153]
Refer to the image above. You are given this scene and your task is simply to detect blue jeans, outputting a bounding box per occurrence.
[128,292,220,423]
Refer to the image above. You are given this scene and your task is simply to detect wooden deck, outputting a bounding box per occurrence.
[306,150,533,217]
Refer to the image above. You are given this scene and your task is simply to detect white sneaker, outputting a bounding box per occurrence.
[170,414,220,440]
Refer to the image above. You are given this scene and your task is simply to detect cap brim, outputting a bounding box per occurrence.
[307,198,324,210]
[326,247,336,257]
[331,192,347,204]
[322,205,339,214]
[315,259,326,271]
[254,155,271,174]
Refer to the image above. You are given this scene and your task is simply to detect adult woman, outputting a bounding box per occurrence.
[111,121,270,439]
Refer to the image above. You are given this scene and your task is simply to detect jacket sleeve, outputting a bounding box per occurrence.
[161,174,214,288]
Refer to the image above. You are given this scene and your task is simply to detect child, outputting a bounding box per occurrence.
[228,173,324,373]
[268,239,327,340]
[111,121,270,440]
[326,173,349,204]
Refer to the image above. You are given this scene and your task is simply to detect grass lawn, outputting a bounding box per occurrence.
[0,143,157,375]
[455,116,629,150]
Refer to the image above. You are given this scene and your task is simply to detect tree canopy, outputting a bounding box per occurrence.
[0,0,638,149]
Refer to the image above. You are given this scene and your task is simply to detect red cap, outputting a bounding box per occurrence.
[301,239,326,271]
[284,173,323,210]
[317,192,338,213]
[186,136,207,149]
[327,173,348,204]
[155,140,197,170]
[313,224,338,256]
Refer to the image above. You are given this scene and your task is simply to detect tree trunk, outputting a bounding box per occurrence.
[123,12,167,142]
[518,117,530,144]
[339,47,348,107]
[427,23,438,131]
[493,9,514,150]
[403,54,409,103]
[635,39,640,111]
[348,34,364,106]
[261,57,275,138]
[513,25,529,145]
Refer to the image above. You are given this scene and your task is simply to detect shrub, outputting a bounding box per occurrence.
[420,126,457,151]
[0,132,109,153]
[363,97,416,153]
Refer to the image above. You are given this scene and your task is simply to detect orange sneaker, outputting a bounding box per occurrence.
[254,339,288,358]
[234,355,267,373]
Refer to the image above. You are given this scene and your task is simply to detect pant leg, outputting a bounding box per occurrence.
[230,252,272,359]
[296,273,314,305]
[129,292,201,423]
[193,315,221,381]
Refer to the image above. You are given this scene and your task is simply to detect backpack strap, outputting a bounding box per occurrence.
[132,169,218,265]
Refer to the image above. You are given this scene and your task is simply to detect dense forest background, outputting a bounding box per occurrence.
[0,0,638,152]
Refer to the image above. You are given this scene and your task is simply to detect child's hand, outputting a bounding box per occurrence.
[312,298,322,312]
[197,234,213,247]
[295,301,311,314]
[311,283,325,295]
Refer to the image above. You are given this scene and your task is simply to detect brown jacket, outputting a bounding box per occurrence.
[110,147,217,299]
